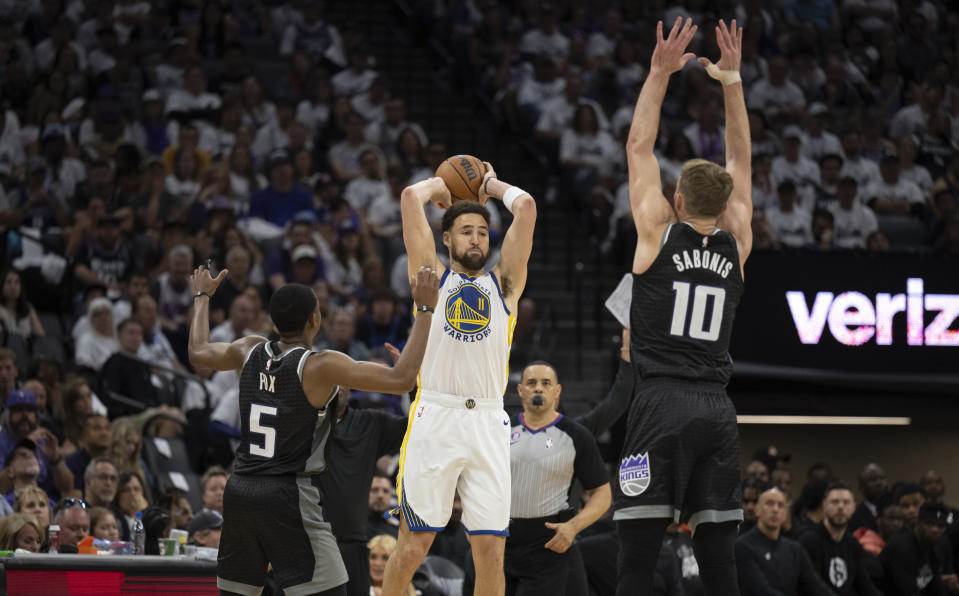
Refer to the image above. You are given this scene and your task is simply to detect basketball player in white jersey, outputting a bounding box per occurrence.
[381,164,536,596]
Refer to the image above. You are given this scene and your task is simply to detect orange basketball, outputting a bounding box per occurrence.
[436,155,487,204]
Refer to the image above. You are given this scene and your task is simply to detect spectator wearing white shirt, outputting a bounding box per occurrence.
[331,47,378,97]
[897,136,933,194]
[749,109,780,158]
[209,295,257,344]
[34,18,87,73]
[251,101,295,162]
[519,3,569,62]
[838,130,880,190]
[328,111,373,181]
[683,95,725,164]
[749,56,806,124]
[296,78,333,136]
[0,109,24,178]
[765,180,813,248]
[351,76,388,125]
[343,148,390,217]
[816,153,844,205]
[829,176,878,249]
[560,104,617,200]
[586,9,621,64]
[517,57,565,132]
[75,298,119,372]
[535,71,608,141]
[368,164,406,267]
[279,3,346,69]
[864,149,926,218]
[164,65,222,122]
[239,76,278,132]
[164,148,202,203]
[888,83,943,140]
[801,103,843,162]
[364,98,427,161]
[39,125,86,207]
[771,126,820,207]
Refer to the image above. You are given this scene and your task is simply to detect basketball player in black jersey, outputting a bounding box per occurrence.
[614,18,752,596]
[188,265,439,596]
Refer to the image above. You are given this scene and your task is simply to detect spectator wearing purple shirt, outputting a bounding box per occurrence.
[248,149,315,227]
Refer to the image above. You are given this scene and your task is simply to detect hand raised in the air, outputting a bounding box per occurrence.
[411,266,440,311]
[429,177,453,210]
[650,17,698,75]
[697,19,742,73]
[477,161,497,206]
[191,265,228,296]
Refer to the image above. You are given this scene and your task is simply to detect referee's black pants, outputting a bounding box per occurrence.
[337,539,370,596]
[503,514,588,596]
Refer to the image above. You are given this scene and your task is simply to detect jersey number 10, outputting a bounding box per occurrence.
[669,282,726,341]
[249,403,277,458]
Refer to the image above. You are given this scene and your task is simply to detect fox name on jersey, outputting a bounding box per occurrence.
[671,248,734,278]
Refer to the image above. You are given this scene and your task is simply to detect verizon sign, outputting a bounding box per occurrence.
[786,279,959,347]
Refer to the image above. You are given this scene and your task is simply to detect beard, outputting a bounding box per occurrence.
[451,245,489,271]
[827,513,849,530]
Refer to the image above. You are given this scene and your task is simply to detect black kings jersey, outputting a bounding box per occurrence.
[630,223,744,385]
[234,341,335,475]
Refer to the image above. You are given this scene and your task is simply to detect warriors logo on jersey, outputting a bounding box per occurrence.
[445,282,492,339]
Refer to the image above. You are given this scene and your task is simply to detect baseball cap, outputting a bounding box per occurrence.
[808,102,828,116]
[3,438,37,467]
[918,502,950,525]
[291,210,319,224]
[338,220,359,235]
[142,88,162,103]
[291,244,318,262]
[7,389,37,409]
[782,125,803,141]
[41,123,66,140]
[188,510,223,539]
[268,148,292,171]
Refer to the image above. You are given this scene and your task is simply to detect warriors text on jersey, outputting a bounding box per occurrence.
[630,222,744,385]
[419,269,517,399]
[234,341,335,475]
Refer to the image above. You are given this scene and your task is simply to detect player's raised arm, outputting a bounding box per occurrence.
[188,266,265,371]
[700,19,753,269]
[627,18,697,260]
[309,266,440,399]
[401,177,451,281]
[482,162,536,312]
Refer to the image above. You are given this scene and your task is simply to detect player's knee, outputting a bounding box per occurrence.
[692,520,738,566]
[470,535,505,568]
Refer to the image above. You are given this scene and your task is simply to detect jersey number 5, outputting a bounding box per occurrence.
[249,403,277,458]
[669,282,726,341]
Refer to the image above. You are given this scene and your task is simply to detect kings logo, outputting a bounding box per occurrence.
[619,452,650,496]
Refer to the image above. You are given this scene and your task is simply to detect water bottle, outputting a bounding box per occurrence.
[47,525,60,554]
[132,512,145,555]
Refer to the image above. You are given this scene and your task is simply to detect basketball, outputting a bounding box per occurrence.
[436,155,488,204]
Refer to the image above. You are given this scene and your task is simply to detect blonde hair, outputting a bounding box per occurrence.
[110,417,146,479]
[14,486,50,527]
[367,534,415,596]
[678,159,734,217]
[0,513,43,551]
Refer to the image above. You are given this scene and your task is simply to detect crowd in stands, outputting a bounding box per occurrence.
[0,0,955,594]
[430,0,959,263]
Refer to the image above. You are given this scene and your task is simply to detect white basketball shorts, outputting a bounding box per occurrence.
[396,389,511,535]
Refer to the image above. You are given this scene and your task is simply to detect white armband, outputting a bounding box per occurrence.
[502,186,527,213]
[705,63,742,86]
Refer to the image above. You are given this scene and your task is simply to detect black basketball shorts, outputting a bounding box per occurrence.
[217,474,348,596]
[612,377,743,533]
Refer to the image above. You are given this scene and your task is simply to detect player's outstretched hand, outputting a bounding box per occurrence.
[411,266,440,310]
[477,161,497,206]
[697,19,742,73]
[650,17,697,75]
[192,265,228,296]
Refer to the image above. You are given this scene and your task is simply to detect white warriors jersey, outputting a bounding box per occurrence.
[418,269,516,400]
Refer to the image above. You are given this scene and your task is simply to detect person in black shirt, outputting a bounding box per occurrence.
[849,463,890,532]
[881,503,951,596]
[799,482,882,596]
[98,318,159,418]
[615,19,754,596]
[737,487,831,596]
[188,265,439,596]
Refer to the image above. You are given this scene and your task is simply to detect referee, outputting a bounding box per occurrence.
[503,340,634,595]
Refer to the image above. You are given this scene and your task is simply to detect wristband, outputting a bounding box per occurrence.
[416,305,434,314]
[194,291,212,300]
[705,63,742,86]
[502,186,527,213]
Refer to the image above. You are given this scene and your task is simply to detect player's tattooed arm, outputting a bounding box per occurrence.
[402,178,449,282]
